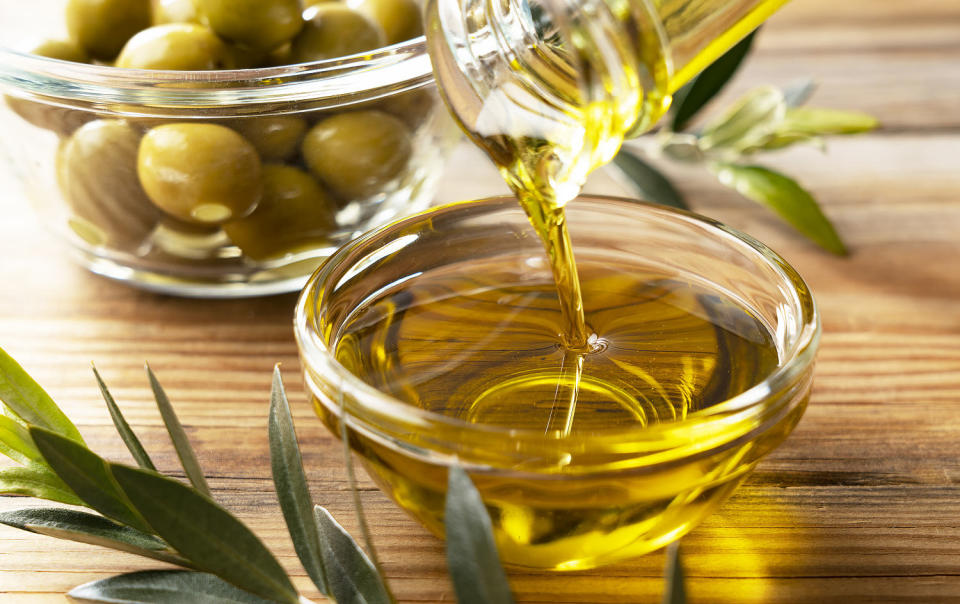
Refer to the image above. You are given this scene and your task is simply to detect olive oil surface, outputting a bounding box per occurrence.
[335,255,779,437]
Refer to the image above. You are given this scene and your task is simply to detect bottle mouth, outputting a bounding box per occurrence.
[426,0,672,205]
[294,195,819,473]
[0,37,433,115]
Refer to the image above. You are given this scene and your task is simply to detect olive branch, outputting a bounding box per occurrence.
[0,347,684,603]
[615,30,878,255]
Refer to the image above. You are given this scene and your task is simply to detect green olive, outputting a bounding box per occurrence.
[231,116,307,161]
[149,217,228,260]
[195,0,302,51]
[138,123,262,225]
[5,41,93,135]
[5,97,92,136]
[350,0,423,45]
[30,39,90,63]
[227,43,269,68]
[265,43,293,66]
[378,88,435,128]
[301,110,412,200]
[223,164,337,260]
[116,24,235,70]
[66,0,151,60]
[57,120,161,249]
[290,4,385,63]
[152,0,200,24]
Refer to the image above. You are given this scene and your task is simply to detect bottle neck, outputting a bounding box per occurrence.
[426,0,788,205]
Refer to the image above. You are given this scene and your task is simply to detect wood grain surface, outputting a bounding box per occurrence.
[1,0,959,602]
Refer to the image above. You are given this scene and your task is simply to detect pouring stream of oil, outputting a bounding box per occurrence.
[325,1,793,569]
[338,0,788,436]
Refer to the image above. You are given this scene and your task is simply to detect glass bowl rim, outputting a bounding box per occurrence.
[294,194,820,445]
[0,36,432,109]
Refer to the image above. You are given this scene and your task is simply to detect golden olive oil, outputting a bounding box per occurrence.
[334,259,779,432]
[325,254,785,569]
[322,0,795,569]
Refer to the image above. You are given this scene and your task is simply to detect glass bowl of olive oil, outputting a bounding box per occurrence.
[295,194,818,570]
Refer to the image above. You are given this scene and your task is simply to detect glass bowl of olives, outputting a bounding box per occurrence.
[0,0,459,296]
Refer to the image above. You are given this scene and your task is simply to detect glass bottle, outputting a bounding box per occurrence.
[426,0,791,207]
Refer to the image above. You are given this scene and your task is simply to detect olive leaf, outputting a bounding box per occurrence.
[269,366,329,595]
[336,388,390,589]
[0,346,84,444]
[110,463,300,604]
[777,106,879,136]
[737,106,878,154]
[0,464,84,506]
[0,413,42,466]
[314,505,393,604]
[444,466,515,604]
[28,426,152,533]
[782,79,817,107]
[658,133,705,164]
[699,86,786,152]
[613,150,689,210]
[711,163,847,255]
[662,543,686,604]
[740,131,825,154]
[670,29,758,132]
[0,508,190,568]
[68,570,276,604]
[93,365,156,471]
[146,364,211,497]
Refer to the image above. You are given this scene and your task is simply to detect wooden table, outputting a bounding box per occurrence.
[1,0,959,601]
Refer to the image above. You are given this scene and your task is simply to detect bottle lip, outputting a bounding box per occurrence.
[0,37,433,114]
[294,195,820,469]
